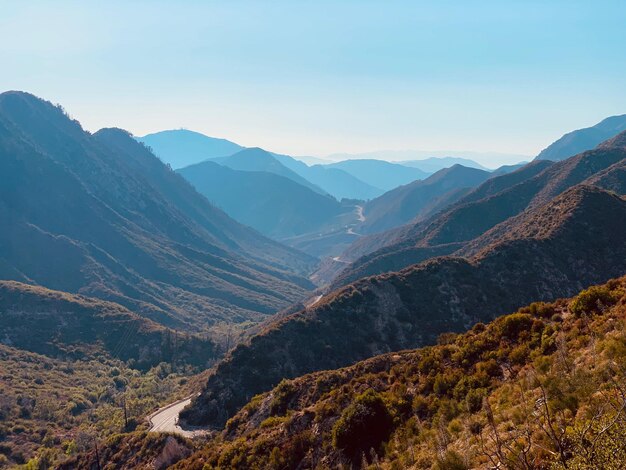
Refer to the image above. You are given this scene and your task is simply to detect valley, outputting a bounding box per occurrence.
[3,3,626,468]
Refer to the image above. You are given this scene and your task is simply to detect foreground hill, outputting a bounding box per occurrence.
[178,161,348,239]
[182,185,626,427]
[535,113,626,161]
[137,129,243,169]
[360,165,492,234]
[174,276,626,469]
[0,91,314,333]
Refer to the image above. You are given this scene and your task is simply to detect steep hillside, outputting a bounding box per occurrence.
[182,186,626,427]
[174,277,626,469]
[0,91,314,333]
[324,159,429,191]
[535,113,626,161]
[361,165,492,234]
[334,145,626,286]
[178,161,348,239]
[211,147,326,195]
[0,281,216,369]
[137,129,243,169]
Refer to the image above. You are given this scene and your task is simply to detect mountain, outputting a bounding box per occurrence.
[360,165,492,234]
[178,161,348,239]
[0,280,216,369]
[535,114,626,161]
[272,152,384,200]
[182,184,626,427]
[334,142,626,286]
[137,129,243,169]
[324,159,429,191]
[302,165,383,200]
[0,91,314,333]
[399,156,489,172]
[211,147,327,195]
[327,150,526,168]
[172,276,626,469]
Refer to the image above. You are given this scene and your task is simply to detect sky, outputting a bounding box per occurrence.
[1,0,626,166]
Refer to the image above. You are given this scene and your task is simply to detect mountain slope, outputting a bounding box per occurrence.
[137,129,243,169]
[173,276,626,469]
[335,144,626,286]
[0,91,314,333]
[182,185,626,427]
[305,165,383,200]
[361,165,492,234]
[211,147,326,195]
[324,159,429,191]
[535,114,626,161]
[0,281,215,369]
[178,161,347,239]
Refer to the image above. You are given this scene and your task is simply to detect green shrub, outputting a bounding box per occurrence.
[332,389,393,458]
[570,286,621,316]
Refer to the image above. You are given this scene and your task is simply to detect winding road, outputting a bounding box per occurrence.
[148,397,206,437]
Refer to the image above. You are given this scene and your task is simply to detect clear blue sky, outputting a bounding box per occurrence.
[1,0,625,165]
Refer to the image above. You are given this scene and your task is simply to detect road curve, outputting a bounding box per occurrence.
[148,396,206,437]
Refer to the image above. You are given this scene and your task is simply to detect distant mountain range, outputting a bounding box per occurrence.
[399,156,489,172]
[323,159,429,191]
[360,164,492,234]
[535,114,626,161]
[178,161,350,239]
[138,129,243,169]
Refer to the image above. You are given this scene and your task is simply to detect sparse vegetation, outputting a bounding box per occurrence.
[171,277,626,469]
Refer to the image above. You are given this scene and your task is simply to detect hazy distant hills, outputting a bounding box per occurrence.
[535,114,626,161]
[184,180,626,427]
[138,129,243,169]
[399,156,489,172]
[0,91,314,333]
[360,165,492,233]
[209,147,327,195]
[324,159,429,191]
[178,161,349,239]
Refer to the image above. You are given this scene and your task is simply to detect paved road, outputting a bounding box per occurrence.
[148,397,206,437]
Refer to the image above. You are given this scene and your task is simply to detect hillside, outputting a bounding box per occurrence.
[173,276,626,469]
[211,147,326,195]
[324,159,429,191]
[137,129,244,169]
[361,165,492,234]
[296,165,383,201]
[535,113,626,161]
[0,281,216,368]
[0,91,314,333]
[334,143,626,286]
[0,283,212,468]
[181,185,626,428]
[178,161,348,239]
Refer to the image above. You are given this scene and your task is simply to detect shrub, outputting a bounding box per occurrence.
[332,389,393,458]
[570,286,621,316]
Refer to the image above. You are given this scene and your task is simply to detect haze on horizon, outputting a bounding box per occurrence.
[1,0,625,166]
